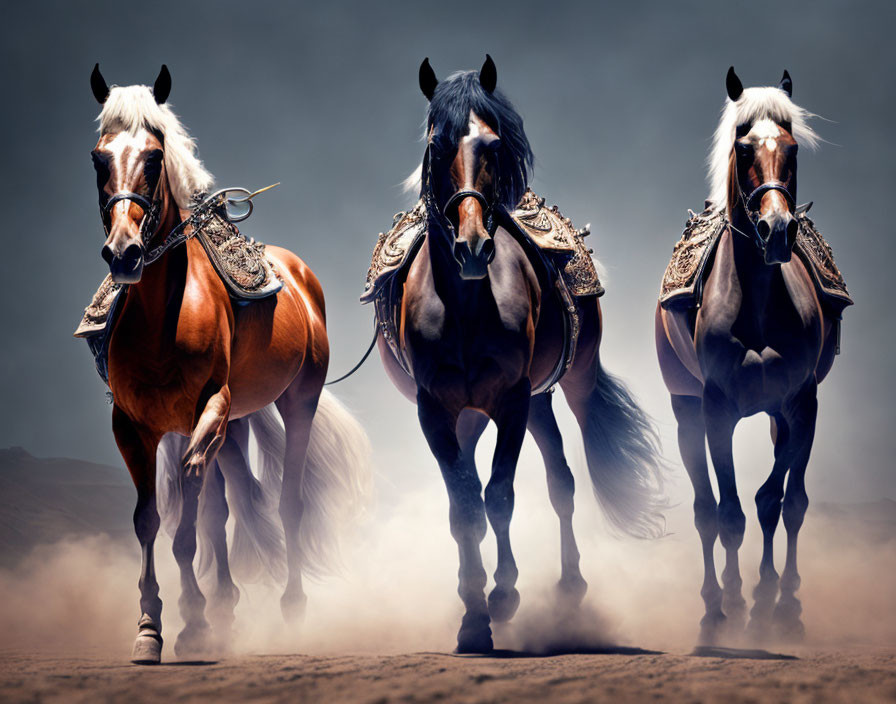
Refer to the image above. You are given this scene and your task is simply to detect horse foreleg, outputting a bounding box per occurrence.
[174,385,231,657]
[418,389,491,653]
[671,394,724,644]
[527,392,587,606]
[275,382,320,624]
[484,379,530,623]
[775,384,817,641]
[747,413,793,640]
[703,386,747,636]
[112,406,163,664]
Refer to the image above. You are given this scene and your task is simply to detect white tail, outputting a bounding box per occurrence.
[155,390,372,585]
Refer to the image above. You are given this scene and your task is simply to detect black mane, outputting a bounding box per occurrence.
[424,70,534,209]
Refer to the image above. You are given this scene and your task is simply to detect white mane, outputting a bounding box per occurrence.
[98,85,214,209]
[708,86,820,208]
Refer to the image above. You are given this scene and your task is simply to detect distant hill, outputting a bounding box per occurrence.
[0,447,134,566]
[0,446,892,569]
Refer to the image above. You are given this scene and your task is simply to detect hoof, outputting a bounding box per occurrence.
[556,574,588,607]
[456,612,493,654]
[455,627,494,654]
[174,623,213,659]
[773,595,805,643]
[132,614,162,664]
[488,587,520,623]
[132,633,162,665]
[697,610,726,646]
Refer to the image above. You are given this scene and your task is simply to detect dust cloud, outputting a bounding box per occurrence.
[0,414,893,658]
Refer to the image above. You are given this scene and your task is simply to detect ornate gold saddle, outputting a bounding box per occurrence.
[361,190,602,393]
[362,188,603,303]
[659,206,853,314]
[75,197,282,383]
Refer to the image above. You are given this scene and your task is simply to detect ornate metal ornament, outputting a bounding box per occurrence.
[794,213,852,307]
[363,189,600,393]
[659,208,727,306]
[659,207,852,311]
[76,188,283,383]
[362,189,602,302]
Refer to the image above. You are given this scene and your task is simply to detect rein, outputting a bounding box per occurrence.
[100,185,278,266]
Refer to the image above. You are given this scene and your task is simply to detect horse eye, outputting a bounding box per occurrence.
[91,151,109,170]
[143,149,163,184]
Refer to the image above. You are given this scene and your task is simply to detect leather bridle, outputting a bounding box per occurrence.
[99,185,163,254]
[733,179,797,251]
[423,142,502,238]
[99,186,264,267]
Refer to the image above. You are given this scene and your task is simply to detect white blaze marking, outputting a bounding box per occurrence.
[749,118,781,151]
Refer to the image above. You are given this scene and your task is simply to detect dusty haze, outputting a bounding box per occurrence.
[0,0,894,675]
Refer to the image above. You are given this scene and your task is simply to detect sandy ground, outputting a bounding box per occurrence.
[1,647,894,704]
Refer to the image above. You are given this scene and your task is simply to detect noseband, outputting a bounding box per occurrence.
[442,188,498,234]
[100,188,162,252]
[423,143,501,237]
[734,180,796,251]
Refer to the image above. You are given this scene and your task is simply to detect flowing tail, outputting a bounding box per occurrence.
[157,391,372,584]
[578,364,667,539]
[296,389,373,579]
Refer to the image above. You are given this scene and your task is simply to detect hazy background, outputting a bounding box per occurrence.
[0,0,894,655]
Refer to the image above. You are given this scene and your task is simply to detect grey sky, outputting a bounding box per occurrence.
[1,0,893,504]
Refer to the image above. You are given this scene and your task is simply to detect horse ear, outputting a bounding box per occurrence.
[779,69,793,97]
[479,54,497,93]
[153,65,171,104]
[91,63,109,104]
[726,66,743,101]
[419,58,438,101]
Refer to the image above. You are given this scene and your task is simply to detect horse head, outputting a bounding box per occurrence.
[417,55,531,280]
[726,67,800,265]
[89,64,176,283]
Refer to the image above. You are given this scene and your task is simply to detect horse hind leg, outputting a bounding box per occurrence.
[484,380,531,624]
[527,392,587,606]
[174,385,232,657]
[774,384,817,641]
[274,378,321,624]
[670,394,724,645]
[198,458,240,649]
[418,389,491,653]
[746,413,792,641]
[702,386,747,637]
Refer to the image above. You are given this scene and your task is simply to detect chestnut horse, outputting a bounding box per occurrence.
[88,66,369,663]
[378,57,665,653]
[656,68,843,644]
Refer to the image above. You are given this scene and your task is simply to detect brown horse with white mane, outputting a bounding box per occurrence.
[656,68,850,644]
[86,65,368,663]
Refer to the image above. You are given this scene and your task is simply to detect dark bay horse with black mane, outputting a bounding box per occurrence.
[377,56,665,653]
[656,68,847,644]
[87,66,369,663]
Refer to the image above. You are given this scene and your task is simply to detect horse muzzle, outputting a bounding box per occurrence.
[453,237,495,280]
[102,241,145,283]
[757,213,798,265]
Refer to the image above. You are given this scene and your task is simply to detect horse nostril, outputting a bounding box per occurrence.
[123,243,143,267]
[786,218,798,241]
[101,244,114,265]
[453,241,470,264]
[757,220,771,239]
